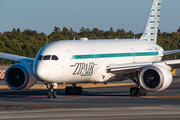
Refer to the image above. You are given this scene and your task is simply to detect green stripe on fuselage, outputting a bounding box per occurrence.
[81,74,92,76]
[74,52,159,59]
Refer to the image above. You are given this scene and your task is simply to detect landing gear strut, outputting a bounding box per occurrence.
[45,83,57,98]
[65,84,82,95]
[126,72,147,96]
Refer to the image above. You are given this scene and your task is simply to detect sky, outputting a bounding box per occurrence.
[0,0,180,35]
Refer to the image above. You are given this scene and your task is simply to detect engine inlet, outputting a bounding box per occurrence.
[143,69,160,89]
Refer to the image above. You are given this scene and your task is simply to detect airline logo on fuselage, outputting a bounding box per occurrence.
[73,62,96,76]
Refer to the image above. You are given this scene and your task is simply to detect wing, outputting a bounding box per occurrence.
[107,60,180,75]
[0,52,34,63]
[163,49,180,56]
[165,59,180,69]
[107,62,152,75]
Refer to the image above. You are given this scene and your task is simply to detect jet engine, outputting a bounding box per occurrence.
[139,65,172,92]
[5,63,37,90]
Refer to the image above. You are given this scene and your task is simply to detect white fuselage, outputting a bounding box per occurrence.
[33,39,164,84]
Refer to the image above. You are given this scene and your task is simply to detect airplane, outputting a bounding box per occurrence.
[1,0,180,98]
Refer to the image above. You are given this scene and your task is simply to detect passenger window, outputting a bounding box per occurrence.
[52,55,59,60]
[43,55,51,60]
[37,55,43,60]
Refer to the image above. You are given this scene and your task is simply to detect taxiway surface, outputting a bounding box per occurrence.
[0,78,180,119]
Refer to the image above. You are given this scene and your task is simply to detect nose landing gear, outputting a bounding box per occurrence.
[44,83,57,98]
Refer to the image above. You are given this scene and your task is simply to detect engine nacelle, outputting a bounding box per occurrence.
[5,63,37,90]
[139,65,172,92]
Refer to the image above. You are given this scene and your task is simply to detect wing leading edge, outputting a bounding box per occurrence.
[107,60,180,75]
[163,49,180,56]
[107,62,152,72]
[0,52,34,63]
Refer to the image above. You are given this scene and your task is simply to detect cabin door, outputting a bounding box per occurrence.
[66,50,75,66]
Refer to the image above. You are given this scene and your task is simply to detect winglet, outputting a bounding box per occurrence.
[140,0,162,43]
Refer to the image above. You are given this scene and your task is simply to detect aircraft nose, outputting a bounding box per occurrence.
[34,62,49,80]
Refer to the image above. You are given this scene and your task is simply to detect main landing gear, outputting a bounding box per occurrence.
[126,72,147,96]
[65,83,83,95]
[130,87,147,96]
[44,83,57,98]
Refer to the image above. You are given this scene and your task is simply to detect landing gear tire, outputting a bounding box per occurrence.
[65,86,82,95]
[52,91,57,98]
[130,87,147,96]
[47,91,51,98]
[65,87,73,95]
[130,87,138,96]
[138,87,147,96]
[74,87,82,95]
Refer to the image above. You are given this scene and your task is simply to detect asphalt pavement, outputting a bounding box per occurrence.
[0,77,180,119]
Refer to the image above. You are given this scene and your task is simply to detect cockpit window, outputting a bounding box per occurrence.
[43,55,51,60]
[52,55,59,60]
[37,55,43,60]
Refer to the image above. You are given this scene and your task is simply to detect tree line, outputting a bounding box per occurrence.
[0,26,180,65]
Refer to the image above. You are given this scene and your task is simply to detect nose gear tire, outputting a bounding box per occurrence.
[52,91,57,98]
[47,91,51,98]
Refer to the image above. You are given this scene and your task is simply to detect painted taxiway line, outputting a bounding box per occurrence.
[0,83,135,89]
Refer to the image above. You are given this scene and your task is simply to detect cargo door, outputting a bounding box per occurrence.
[130,48,136,63]
[91,49,98,65]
